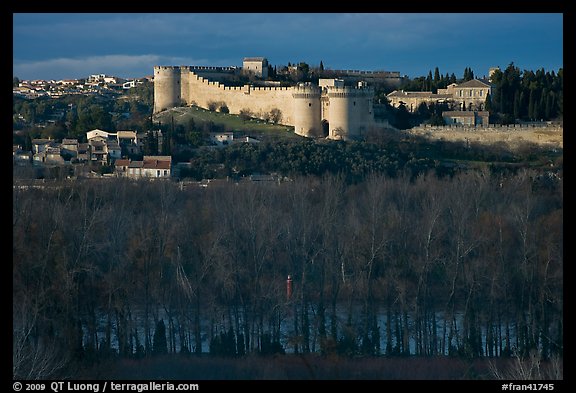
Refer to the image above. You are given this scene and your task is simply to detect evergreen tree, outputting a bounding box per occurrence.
[144,130,159,155]
[319,60,324,71]
[463,67,474,81]
[393,102,411,129]
[484,92,492,113]
[434,67,441,84]
[545,90,555,119]
[443,72,450,88]
[513,90,521,121]
[161,128,171,155]
[528,89,537,120]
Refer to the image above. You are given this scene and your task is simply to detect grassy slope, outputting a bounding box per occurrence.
[154,106,303,143]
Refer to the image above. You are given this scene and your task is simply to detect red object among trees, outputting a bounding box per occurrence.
[286,275,292,300]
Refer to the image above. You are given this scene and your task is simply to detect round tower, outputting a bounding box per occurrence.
[153,66,181,113]
[327,85,374,140]
[292,84,322,137]
[179,66,191,106]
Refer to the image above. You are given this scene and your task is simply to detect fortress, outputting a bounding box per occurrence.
[153,59,376,140]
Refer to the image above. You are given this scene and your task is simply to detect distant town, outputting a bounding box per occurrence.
[13,73,151,100]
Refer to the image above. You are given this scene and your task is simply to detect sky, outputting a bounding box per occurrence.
[13,13,563,81]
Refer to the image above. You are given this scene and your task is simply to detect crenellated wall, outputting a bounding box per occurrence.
[154,66,375,140]
[408,124,563,148]
[178,67,296,125]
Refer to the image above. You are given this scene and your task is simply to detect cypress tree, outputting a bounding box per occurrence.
[484,92,492,113]
[434,67,441,83]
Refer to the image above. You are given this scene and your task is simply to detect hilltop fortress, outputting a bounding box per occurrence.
[153,58,377,140]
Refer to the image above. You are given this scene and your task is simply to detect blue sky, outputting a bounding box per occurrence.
[13,13,563,81]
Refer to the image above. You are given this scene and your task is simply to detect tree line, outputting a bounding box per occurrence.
[13,168,562,378]
[177,136,560,183]
[487,63,563,124]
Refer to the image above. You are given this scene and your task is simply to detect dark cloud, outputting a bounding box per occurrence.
[13,13,563,80]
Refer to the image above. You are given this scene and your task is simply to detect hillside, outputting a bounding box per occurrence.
[153,105,302,143]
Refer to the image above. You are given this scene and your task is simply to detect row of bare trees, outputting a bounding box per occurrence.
[13,168,562,378]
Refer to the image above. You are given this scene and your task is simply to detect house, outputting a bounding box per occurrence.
[13,146,32,165]
[86,129,113,141]
[86,128,142,161]
[88,139,108,164]
[142,157,171,178]
[33,146,64,165]
[438,79,492,111]
[107,140,122,161]
[114,159,130,176]
[77,143,89,162]
[210,132,234,145]
[45,146,65,164]
[31,138,54,154]
[116,130,138,145]
[115,156,172,179]
[442,111,490,126]
[387,77,493,113]
[386,90,453,112]
[122,80,144,89]
[61,138,79,158]
[126,160,144,178]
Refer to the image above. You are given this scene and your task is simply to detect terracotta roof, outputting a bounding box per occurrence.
[115,159,130,166]
[143,160,171,170]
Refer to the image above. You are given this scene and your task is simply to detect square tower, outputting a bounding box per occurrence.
[243,57,269,78]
